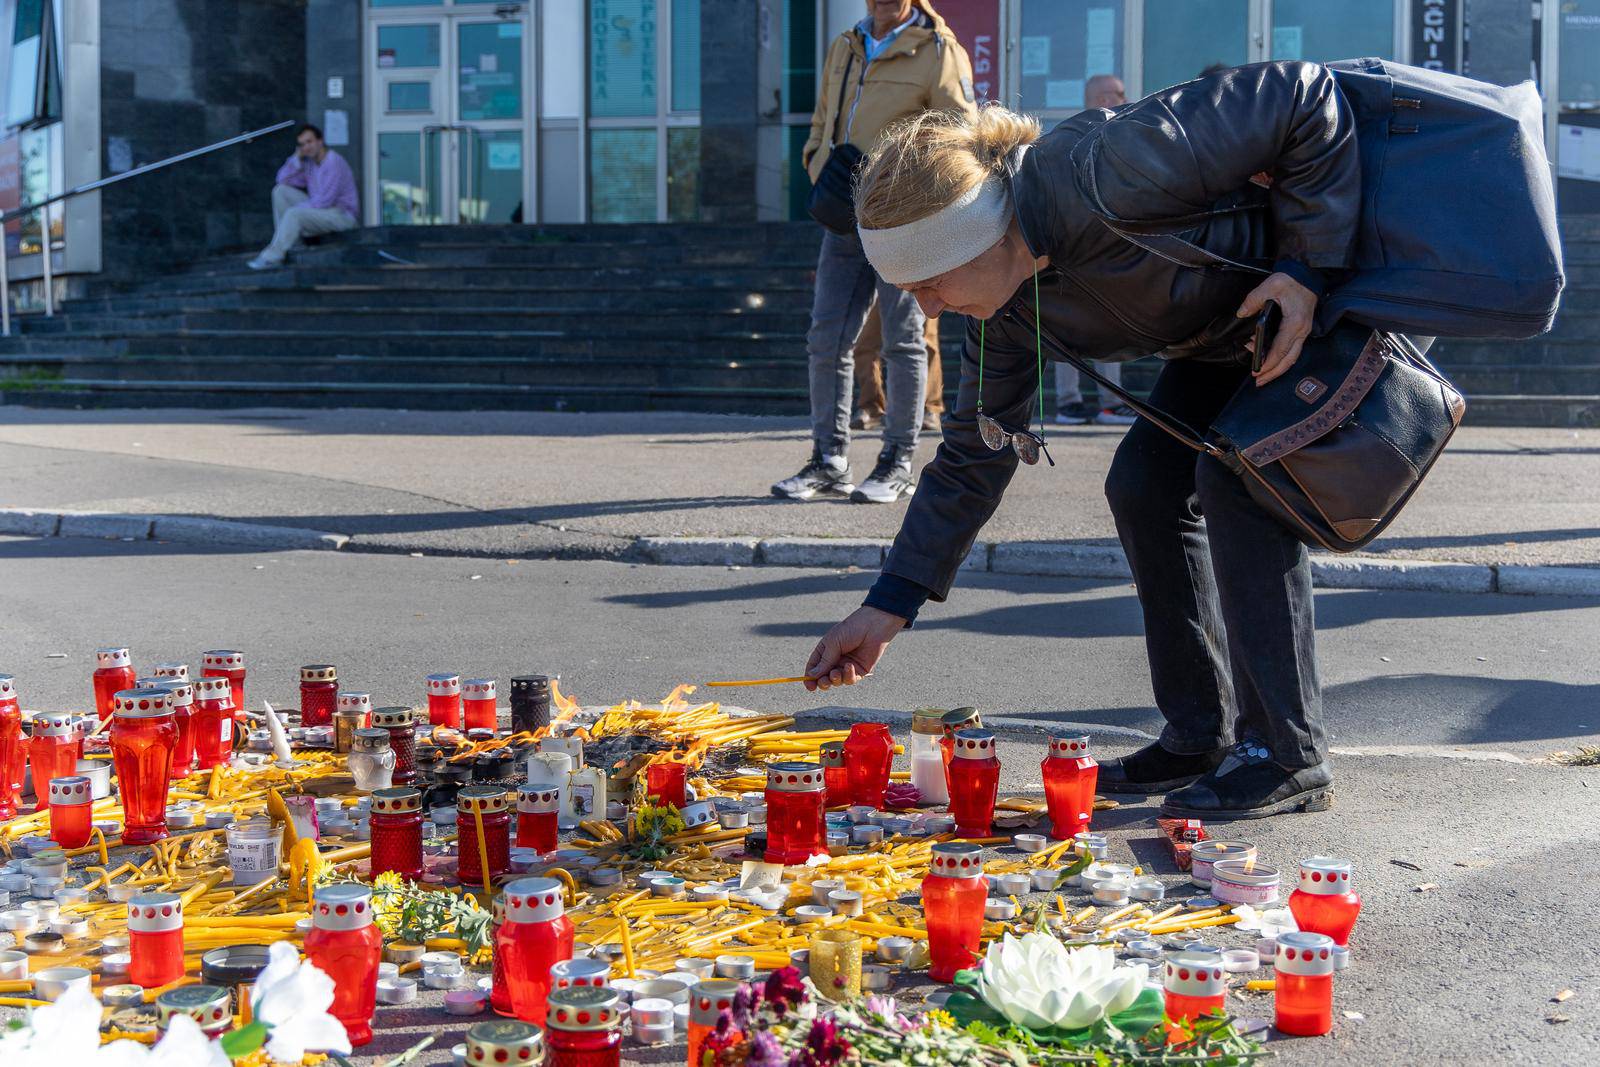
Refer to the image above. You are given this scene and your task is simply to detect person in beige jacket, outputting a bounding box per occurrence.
[772,0,977,505]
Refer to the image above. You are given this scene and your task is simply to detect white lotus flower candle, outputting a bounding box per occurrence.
[973,932,1144,1031]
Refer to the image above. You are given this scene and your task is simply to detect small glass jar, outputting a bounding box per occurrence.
[92,647,136,722]
[156,984,232,1038]
[466,1019,545,1067]
[494,876,576,1025]
[509,675,552,735]
[948,730,1000,839]
[545,986,622,1067]
[923,842,987,982]
[516,784,560,854]
[1042,735,1098,840]
[0,679,22,821]
[200,651,245,716]
[111,688,177,845]
[462,679,498,733]
[843,722,894,810]
[1273,931,1336,1036]
[156,679,196,779]
[299,665,338,728]
[818,741,849,807]
[1287,856,1361,947]
[191,676,234,770]
[27,713,78,814]
[370,706,418,785]
[47,775,93,850]
[349,729,397,793]
[425,673,462,729]
[909,707,946,760]
[939,707,982,795]
[304,884,382,1047]
[369,787,424,882]
[644,759,686,810]
[764,762,826,866]
[457,785,511,885]
[128,891,185,989]
[687,979,745,1067]
[809,929,862,1001]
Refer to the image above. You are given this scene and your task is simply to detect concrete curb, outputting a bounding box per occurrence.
[3,507,1596,598]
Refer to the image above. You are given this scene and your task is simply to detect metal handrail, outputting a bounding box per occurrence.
[0,118,294,336]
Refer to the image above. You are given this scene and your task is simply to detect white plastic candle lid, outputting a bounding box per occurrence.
[376,976,418,1004]
[630,997,675,1025]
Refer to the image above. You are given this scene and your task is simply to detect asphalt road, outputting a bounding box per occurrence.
[0,537,1596,1064]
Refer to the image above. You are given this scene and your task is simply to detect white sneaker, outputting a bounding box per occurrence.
[772,450,854,500]
[246,256,280,271]
[849,447,915,504]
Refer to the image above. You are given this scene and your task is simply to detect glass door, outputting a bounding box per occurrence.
[367,2,530,225]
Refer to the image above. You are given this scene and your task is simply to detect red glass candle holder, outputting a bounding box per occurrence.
[844,722,894,809]
[157,679,197,779]
[48,775,94,850]
[191,677,234,771]
[493,876,576,1025]
[466,1020,544,1067]
[27,712,78,813]
[818,741,849,807]
[1273,931,1336,1036]
[93,647,136,722]
[458,785,512,885]
[644,759,687,809]
[305,883,382,1047]
[369,787,424,882]
[764,762,827,866]
[426,673,463,729]
[924,841,987,981]
[201,650,245,715]
[152,662,189,682]
[111,688,177,845]
[463,679,498,733]
[939,708,981,797]
[128,891,186,988]
[544,986,621,1066]
[687,979,745,1067]
[370,706,418,784]
[1042,735,1098,840]
[1164,950,1227,1030]
[1287,856,1361,947]
[948,730,1000,839]
[0,677,21,821]
[300,665,338,728]
[516,785,560,854]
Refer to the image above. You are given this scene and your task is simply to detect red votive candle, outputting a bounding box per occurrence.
[371,706,418,784]
[0,675,21,820]
[494,876,576,1025]
[369,786,424,882]
[426,672,463,729]
[644,759,687,809]
[337,691,372,731]
[466,1020,544,1067]
[299,665,338,728]
[1274,931,1337,1036]
[93,647,136,721]
[1164,950,1226,1032]
[111,687,177,845]
[1042,735,1098,840]
[516,784,560,854]
[200,650,245,715]
[948,729,1000,838]
[458,785,512,885]
[305,883,382,1047]
[844,722,894,809]
[939,708,981,797]
[818,741,849,807]
[1288,856,1361,947]
[128,891,186,988]
[191,677,234,770]
[544,986,621,1066]
[764,761,827,866]
[687,979,745,1067]
[27,712,78,813]
[462,679,498,733]
[924,841,988,982]
[48,774,93,850]
[156,679,196,779]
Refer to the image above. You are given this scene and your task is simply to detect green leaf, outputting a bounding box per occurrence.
[945,990,1009,1029]
[952,967,981,991]
[1054,850,1094,888]
[219,1021,270,1060]
[1106,987,1163,1035]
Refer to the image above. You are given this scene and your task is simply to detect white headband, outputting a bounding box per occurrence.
[857,177,1011,285]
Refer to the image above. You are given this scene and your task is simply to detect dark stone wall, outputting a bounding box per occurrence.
[1465,0,1532,87]
[306,0,362,186]
[698,0,759,222]
[98,0,306,278]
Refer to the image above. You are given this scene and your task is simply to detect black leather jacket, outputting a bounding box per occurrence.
[868,61,1362,616]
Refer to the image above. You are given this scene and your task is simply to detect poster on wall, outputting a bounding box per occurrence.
[589,0,658,118]
[936,0,1001,104]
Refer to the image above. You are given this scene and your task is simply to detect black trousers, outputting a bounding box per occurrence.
[1104,358,1325,769]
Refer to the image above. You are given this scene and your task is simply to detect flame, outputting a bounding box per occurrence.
[660,683,697,710]
[1242,854,1257,875]
[551,678,581,719]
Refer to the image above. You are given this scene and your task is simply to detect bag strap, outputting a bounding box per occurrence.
[827,49,858,148]
[1009,302,1226,460]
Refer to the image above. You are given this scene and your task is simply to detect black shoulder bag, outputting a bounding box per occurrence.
[807,51,864,236]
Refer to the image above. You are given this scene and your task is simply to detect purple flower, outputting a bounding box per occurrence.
[745,1030,786,1067]
[732,985,758,1030]
[763,966,807,1018]
[801,1017,852,1067]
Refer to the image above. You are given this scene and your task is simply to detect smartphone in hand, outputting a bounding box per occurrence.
[1252,299,1282,375]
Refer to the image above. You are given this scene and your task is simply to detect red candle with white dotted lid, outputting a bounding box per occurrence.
[493,876,576,1026]
[544,986,623,1066]
[463,679,498,732]
[337,691,372,724]
[687,978,746,1067]
[0,675,20,821]
[550,957,610,991]
[111,687,177,845]
[764,761,827,866]
[1163,949,1227,1025]
[516,784,560,854]
[370,705,418,784]
[466,1019,544,1066]
[156,984,231,1037]
[128,891,186,989]
[93,647,136,721]
[305,883,383,1046]
[156,678,196,779]
[1287,855,1361,947]
[200,650,245,714]
[426,672,463,729]
[923,841,987,982]
[1042,735,1098,840]
[948,729,1001,838]
[1274,930,1337,1036]
[47,774,93,850]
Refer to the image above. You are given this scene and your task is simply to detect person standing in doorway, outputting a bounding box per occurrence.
[773,0,978,504]
[1054,74,1137,426]
[249,123,359,271]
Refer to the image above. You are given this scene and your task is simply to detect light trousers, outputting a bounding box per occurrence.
[258,184,356,265]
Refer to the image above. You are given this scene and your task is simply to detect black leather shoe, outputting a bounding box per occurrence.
[1097,741,1227,795]
[1160,740,1334,820]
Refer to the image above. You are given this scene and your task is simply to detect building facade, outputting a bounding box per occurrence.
[2,0,1598,301]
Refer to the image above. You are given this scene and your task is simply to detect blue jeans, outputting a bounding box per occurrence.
[806,229,927,455]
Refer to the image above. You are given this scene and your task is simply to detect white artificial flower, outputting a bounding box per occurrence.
[0,986,228,1067]
[974,932,1144,1031]
[249,941,353,1063]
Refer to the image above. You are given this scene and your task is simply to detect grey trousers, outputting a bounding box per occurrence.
[258,184,357,265]
[1055,359,1123,408]
[806,229,927,455]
